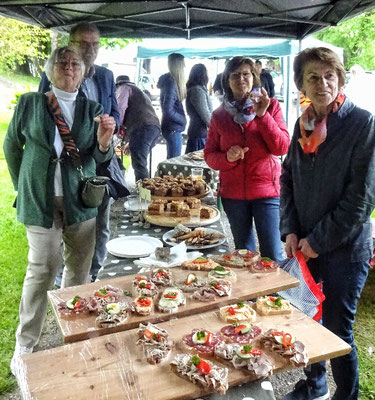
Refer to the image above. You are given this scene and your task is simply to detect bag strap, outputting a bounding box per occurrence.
[46,91,82,168]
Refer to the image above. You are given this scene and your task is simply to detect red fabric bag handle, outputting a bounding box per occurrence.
[295,250,325,321]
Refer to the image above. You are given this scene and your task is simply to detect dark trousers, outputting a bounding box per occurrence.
[221,196,284,263]
[163,130,182,159]
[129,125,160,181]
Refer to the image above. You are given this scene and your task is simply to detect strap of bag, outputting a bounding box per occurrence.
[46,91,82,169]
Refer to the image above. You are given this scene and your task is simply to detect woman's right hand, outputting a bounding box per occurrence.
[226,145,249,162]
[285,233,298,258]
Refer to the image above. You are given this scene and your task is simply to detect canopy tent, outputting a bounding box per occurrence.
[137,37,344,59]
[0,0,375,40]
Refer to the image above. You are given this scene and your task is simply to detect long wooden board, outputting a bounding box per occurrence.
[21,308,351,400]
[48,267,299,343]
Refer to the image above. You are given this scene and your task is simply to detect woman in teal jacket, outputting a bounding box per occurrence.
[4,46,115,378]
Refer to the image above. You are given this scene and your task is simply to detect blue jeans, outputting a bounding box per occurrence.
[221,197,283,263]
[163,130,182,159]
[129,125,160,182]
[303,255,369,400]
[90,192,113,279]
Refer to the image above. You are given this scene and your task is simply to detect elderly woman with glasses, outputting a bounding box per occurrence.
[4,46,115,376]
[205,56,290,263]
[280,47,375,400]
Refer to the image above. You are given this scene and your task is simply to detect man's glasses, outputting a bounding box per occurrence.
[71,40,100,50]
[230,72,252,80]
[55,60,82,70]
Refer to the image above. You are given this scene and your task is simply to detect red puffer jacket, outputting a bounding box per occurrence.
[204,98,290,200]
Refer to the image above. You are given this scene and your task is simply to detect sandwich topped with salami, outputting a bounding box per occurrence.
[57,295,90,319]
[214,342,273,380]
[182,328,224,356]
[171,353,228,395]
[220,321,262,344]
[250,257,279,273]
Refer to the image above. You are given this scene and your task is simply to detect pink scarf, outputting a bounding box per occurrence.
[298,93,345,154]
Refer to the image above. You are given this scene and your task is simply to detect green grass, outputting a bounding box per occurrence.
[0,73,374,398]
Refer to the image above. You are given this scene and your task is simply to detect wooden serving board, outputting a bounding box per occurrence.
[22,308,351,400]
[144,205,220,227]
[48,267,299,343]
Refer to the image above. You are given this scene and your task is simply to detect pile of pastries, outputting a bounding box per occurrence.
[148,198,216,219]
[142,175,207,197]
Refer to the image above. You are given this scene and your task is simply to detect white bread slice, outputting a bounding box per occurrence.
[256,296,293,315]
[134,296,153,315]
[181,257,219,271]
[219,303,256,323]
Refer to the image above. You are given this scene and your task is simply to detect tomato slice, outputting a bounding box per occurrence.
[205,332,212,345]
[196,360,211,375]
[164,292,177,299]
[136,276,147,281]
[145,283,152,289]
[95,291,110,298]
[223,254,233,261]
[249,348,263,356]
[193,257,208,264]
[228,306,236,315]
[73,299,82,309]
[137,297,151,307]
[143,329,154,339]
[234,324,247,334]
[214,285,222,290]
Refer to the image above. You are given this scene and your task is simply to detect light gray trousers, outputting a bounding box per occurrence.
[16,197,96,349]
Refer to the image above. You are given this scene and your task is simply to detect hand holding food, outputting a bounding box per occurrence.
[253,87,270,117]
[96,113,115,151]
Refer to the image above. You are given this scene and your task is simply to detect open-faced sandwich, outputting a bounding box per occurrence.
[158,287,186,313]
[150,267,173,286]
[214,342,273,380]
[175,272,207,292]
[260,329,309,367]
[137,322,173,364]
[182,328,224,356]
[256,296,293,316]
[171,354,228,395]
[132,275,159,298]
[220,321,262,344]
[250,257,280,273]
[220,302,256,323]
[233,249,261,266]
[210,253,247,268]
[208,265,236,282]
[57,295,90,319]
[87,285,125,314]
[133,296,153,316]
[191,279,232,302]
[181,256,220,271]
[95,301,129,328]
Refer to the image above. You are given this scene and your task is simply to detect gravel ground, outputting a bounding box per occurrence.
[2,199,336,400]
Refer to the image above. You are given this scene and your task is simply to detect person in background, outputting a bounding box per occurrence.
[280,47,375,400]
[213,59,230,96]
[185,63,213,153]
[255,60,275,98]
[39,22,128,283]
[157,53,187,159]
[205,56,289,263]
[5,46,115,377]
[115,75,161,181]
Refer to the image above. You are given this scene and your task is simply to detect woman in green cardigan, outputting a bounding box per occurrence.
[4,46,115,378]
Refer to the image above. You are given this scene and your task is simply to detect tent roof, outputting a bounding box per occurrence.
[0,0,375,40]
[137,37,344,59]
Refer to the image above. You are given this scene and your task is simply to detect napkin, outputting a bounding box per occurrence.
[133,242,202,268]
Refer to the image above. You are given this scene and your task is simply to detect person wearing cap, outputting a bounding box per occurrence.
[115,75,161,181]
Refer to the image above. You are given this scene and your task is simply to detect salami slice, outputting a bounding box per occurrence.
[182,329,223,355]
[220,324,262,344]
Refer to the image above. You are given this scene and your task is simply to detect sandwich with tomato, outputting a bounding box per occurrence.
[256,295,293,315]
[220,302,256,323]
[132,275,159,298]
[134,296,153,315]
[181,256,220,271]
[95,301,129,328]
[158,287,186,313]
[57,295,90,319]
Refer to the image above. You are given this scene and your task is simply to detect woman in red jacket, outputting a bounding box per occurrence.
[204,56,290,262]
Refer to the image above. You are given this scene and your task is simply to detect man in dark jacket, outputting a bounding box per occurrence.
[255,60,275,98]
[39,22,128,282]
[116,75,161,181]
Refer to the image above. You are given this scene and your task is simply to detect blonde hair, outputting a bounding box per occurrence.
[168,53,186,101]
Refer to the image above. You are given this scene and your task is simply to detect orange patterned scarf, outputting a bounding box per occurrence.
[298,93,345,154]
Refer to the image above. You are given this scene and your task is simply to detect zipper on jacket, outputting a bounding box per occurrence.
[239,123,247,199]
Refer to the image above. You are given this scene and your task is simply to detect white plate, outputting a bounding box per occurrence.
[106,236,163,258]
[162,228,226,250]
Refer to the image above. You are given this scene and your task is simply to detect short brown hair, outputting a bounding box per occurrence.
[294,47,346,92]
[222,56,261,101]
[70,22,100,40]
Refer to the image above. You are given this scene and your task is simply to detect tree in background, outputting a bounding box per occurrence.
[315,10,375,70]
[0,16,50,76]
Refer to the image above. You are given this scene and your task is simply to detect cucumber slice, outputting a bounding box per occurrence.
[66,299,75,310]
[266,299,280,308]
[235,347,254,359]
[274,334,296,345]
[239,322,252,334]
[213,266,230,276]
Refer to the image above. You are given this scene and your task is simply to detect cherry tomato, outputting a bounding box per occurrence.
[196,359,211,375]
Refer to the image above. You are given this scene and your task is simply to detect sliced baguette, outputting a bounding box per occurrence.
[256,296,293,315]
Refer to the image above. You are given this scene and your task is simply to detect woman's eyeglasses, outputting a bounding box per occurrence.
[230,72,252,80]
[55,60,82,70]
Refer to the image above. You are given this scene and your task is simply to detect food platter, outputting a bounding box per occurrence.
[184,151,205,161]
[150,184,210,201]
[106,236,163,258]
[162,228,226,250]
[144,205,220,227]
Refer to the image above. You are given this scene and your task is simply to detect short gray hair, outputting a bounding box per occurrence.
[44,46,85,84]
